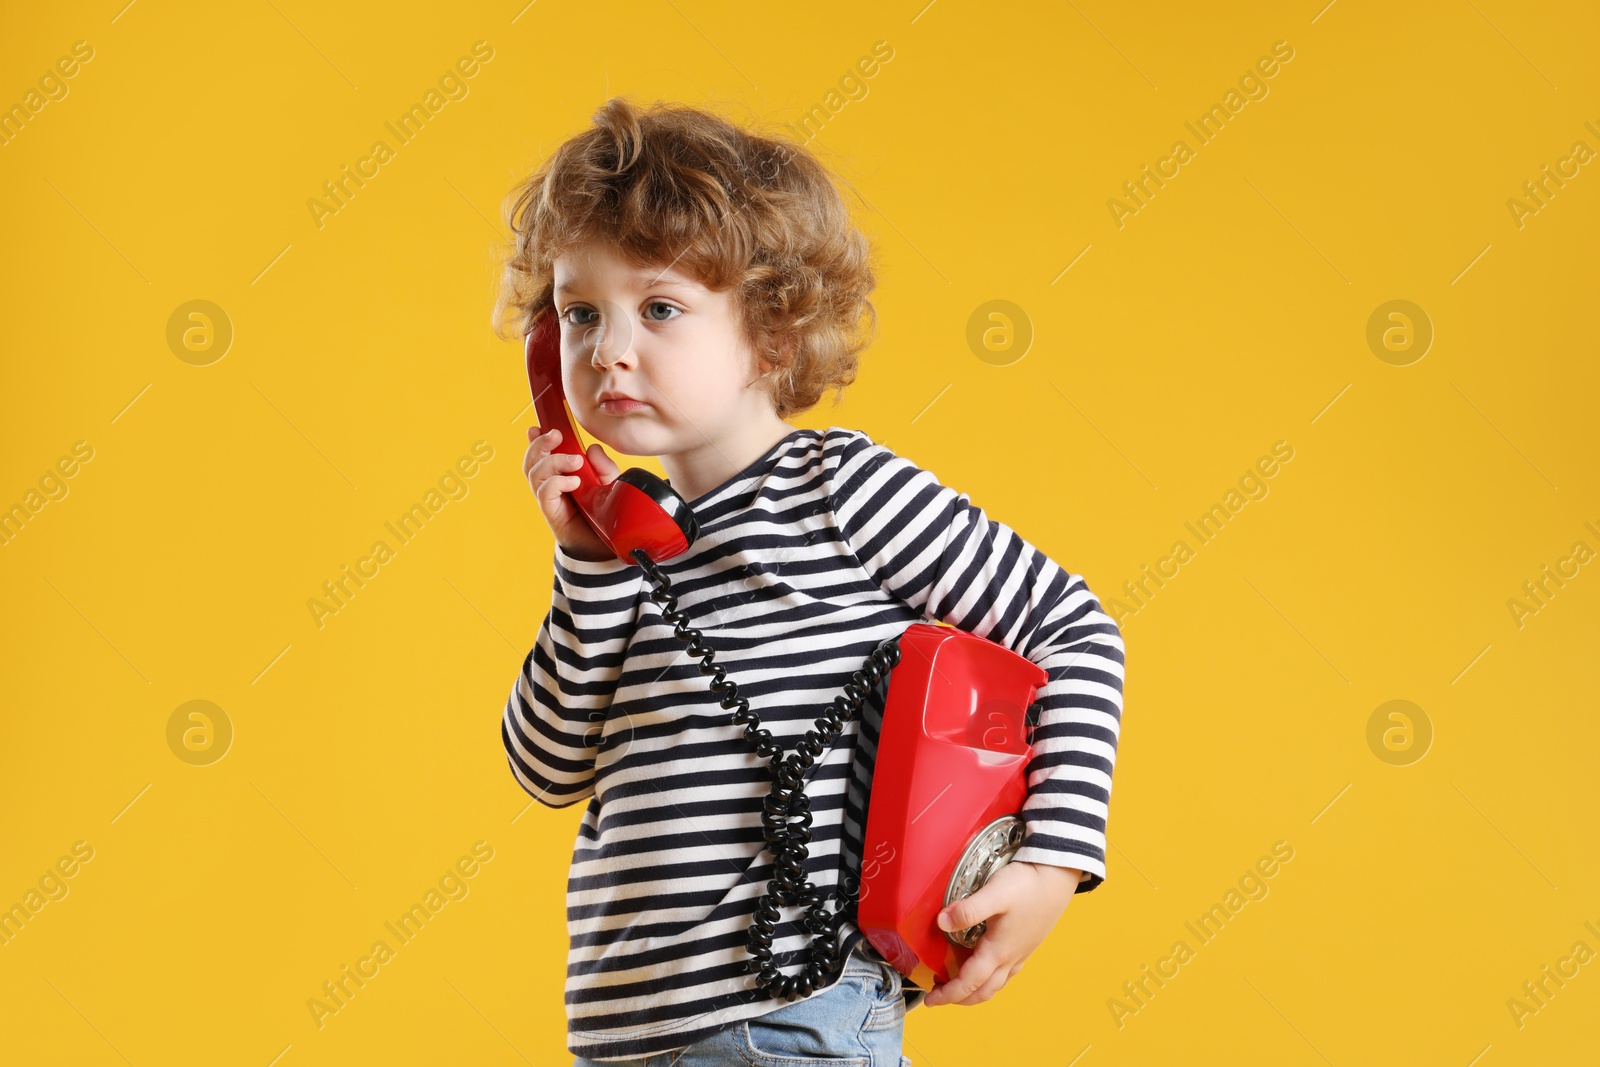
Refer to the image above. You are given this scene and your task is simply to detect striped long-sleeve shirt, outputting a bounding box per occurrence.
[502,425,1126,1062]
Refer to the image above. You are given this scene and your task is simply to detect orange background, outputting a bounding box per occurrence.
[2,1,1596,1064]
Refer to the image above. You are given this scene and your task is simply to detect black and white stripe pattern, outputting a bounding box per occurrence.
[502,427,1125,1061]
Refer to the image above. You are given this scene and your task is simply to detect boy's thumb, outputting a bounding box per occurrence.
[938,897,974,932]
[587,443,622,483]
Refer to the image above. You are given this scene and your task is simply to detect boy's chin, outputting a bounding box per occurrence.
[576,418,664,459]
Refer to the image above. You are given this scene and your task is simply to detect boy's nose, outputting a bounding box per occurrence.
[583,323,611,362]
[590,336,627,369]
[585,302,636,367]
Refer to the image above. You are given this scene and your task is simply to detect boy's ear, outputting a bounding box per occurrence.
[764,333,797,373]
[749,331,796,385]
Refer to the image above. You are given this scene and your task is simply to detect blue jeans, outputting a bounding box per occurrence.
[572,937,911,1066]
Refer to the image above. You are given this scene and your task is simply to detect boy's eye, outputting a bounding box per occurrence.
[644,302,680,322]
[562,306,598,326]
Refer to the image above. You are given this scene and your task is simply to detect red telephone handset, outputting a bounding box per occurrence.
[525,309,699,564]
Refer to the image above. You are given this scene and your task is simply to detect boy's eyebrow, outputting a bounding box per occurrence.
[556,269,703,295]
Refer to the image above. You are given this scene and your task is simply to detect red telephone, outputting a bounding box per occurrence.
[523,310,1043,994]
[855,621,1045,990]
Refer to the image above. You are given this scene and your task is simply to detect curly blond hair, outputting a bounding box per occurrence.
[491,97,878,420]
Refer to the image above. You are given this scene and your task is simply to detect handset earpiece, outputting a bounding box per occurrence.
[525,310,699,565]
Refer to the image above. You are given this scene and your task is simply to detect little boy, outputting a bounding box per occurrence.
[497,97,1125,1065]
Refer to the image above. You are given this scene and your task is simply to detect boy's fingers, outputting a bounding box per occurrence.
[536,471,578,508]
[938,889,1001,934]
[525,428,565,478]
[524,442,545,480]
[958,963,1014,1006]
[586,443,621,482]
[926,949,1001,1007]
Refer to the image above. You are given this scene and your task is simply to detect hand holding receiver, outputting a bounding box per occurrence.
[523,425,622,563]
[523,310,699,565]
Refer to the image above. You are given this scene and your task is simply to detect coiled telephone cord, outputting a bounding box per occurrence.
[632,548,903,1002]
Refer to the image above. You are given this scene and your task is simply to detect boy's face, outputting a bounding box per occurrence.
[551,240,774,459]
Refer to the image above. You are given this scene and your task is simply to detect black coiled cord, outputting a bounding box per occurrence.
[631,548,904,1002]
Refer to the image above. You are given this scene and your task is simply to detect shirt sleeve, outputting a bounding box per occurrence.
[501,543,642,809]
[825,431,1126,893]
